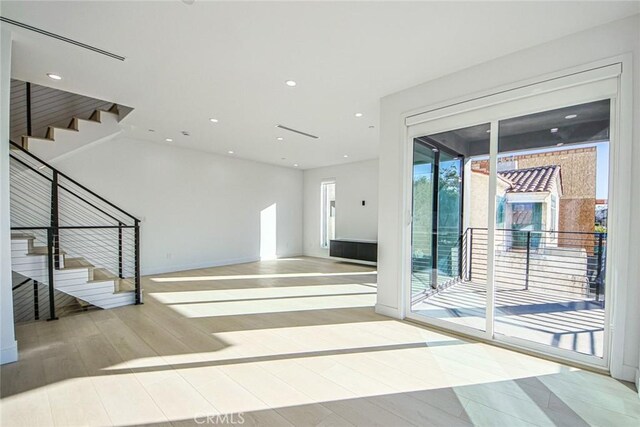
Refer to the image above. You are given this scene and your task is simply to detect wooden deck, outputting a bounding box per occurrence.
[412,280,605,357]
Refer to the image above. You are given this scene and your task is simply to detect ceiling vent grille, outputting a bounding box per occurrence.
[0,17,125,61]
[275,124,319,139]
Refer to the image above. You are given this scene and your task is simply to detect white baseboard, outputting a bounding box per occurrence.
[0,340,18,365]
[142,252,305,276]
[375,303,402,319]
[143,256,260,276]
[612,363,639,383]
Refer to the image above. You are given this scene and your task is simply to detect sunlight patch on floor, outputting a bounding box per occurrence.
[150,270,377,282]
[169,294,377,317]
[149,283,377,304]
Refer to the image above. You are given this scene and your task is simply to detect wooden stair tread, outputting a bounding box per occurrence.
[89,267,117,282]
[22,135,54,142]
[30,246,67,256]
[62,257,94,270]
[11,233,35,240]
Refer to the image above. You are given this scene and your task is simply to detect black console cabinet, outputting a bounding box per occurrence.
[329,239,377,263]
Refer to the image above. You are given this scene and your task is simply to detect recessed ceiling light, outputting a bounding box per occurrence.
[228,150,234,154]
[343,154,349,158]
[165,138,173,142]
[354,113,363,118]
[47,73,62,80]
[565,114,577,119]
[276,137,284,141]
[209,118,219,123]
[293,163,298,167]
[285,80,297,87]
[486,129,491,133]
[550,128,559,133]
[148,129,155,132]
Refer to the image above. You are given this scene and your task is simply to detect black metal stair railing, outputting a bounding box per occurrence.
[9,140,141,321]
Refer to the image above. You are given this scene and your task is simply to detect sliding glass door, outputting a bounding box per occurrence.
[410,127,488,332]
[404,64,620,368]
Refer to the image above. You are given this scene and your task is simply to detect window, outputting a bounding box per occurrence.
[511,202,542,248]
[320,181,336,248]
[511,202,542,230]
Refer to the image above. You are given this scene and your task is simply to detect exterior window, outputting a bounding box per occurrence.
[320,181,336,248]
[511,202,542,248]
[511,202,542,230]
[496,196,506,228]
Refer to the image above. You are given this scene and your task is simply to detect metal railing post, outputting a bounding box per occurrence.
[26,82,32,136]
[468,228,473,281]
[118,222,124,279]
[595,233,604,301]
[524,231,531,290]
[46,228,58,321]
[33,280,39,321]
[134,220,142,304]
[51,171,60,269]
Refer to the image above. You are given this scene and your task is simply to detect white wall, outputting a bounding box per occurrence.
[303,159,378,258]
[378,14,640,381]
[53,137,303,275]
[0,28,18,364]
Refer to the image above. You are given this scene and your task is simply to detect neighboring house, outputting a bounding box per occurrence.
[469,165,563,250]
[471,146,597,251]
[468,163,589,297]
[497,165,563,249]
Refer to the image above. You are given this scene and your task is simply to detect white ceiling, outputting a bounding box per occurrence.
[2,1,639,169]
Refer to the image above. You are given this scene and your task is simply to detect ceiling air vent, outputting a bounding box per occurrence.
[0,17,125,61]
[275,124,319,139]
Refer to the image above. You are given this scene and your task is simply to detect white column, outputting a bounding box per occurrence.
[0,27,18,365]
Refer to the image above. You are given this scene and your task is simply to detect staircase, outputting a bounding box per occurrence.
[10,79,131,161]
[14,104,123,161]
[11,233,136,310]
[9,82,140,321]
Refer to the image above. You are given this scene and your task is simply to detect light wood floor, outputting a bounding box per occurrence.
[1,257,639,426]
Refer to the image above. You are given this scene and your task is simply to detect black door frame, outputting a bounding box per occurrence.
[413,137,465,290]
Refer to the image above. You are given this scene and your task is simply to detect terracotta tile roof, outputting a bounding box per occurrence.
[498,165,561,193]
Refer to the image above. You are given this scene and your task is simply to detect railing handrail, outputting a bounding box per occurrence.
[11,225,138,230]
[466,227,607,237]
[11,154,125,225]
[9,140,139,223]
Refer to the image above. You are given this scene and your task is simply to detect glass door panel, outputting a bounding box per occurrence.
[410,124,491,332]
[410,141,435,296]
[494,99,610,359]
[436,151,462,287]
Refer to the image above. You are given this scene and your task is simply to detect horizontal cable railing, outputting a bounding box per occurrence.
[10,140,141,321]
[464,228,606,300]
[10,79,114,140]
